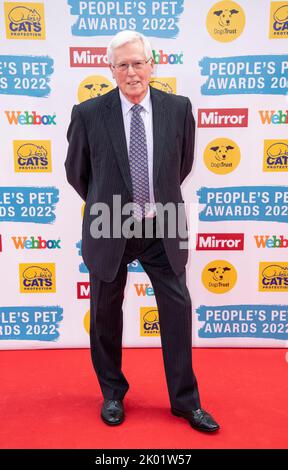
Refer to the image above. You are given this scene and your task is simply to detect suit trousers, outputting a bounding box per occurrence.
[89,217,201,411]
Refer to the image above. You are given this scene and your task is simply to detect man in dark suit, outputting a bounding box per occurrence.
[65,31,219,432]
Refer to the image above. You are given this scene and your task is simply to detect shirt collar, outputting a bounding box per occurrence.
[119,87,151,116]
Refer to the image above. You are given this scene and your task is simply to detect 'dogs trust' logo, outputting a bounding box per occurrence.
[78,75,114,103]
[19,263,56,293]
[4,2,45,40]
[259,262,288,291]
[202,260,237,293]
[204,137,241,174]
[13,140,51,172]
[140,307,160,336]
[206,1,245,42]
[269,2,288,38]
[263,139,288,172]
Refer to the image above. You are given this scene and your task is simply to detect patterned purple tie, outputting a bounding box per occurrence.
[129,104,150,220]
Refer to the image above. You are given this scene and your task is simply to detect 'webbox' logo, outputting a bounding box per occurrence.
[259,110,288,125]
[4,111,56,125]
[198,108,248,127]
[12,236,61,250]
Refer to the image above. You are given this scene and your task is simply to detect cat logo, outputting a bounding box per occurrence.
[4,3,46,40]
[259,262,288,291]
[14,140,51,172]
[140,307,160,336]
[269,2,288,38]
[19,263,56,293]
[149,78,176,94]
[206,1,245,42]
[263,140,288,171]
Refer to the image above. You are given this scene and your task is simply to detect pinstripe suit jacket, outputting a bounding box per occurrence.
[65,86,195,282]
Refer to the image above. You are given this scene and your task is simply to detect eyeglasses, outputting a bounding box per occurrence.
[111,58,152,72]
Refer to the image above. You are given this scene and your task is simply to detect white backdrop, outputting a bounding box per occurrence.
[0,0,288,349]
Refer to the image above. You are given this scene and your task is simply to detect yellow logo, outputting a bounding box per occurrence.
[269,2,288,38]
[83,310,90,334]
[263,139,288,172]
[204,137,240,174]
[259,262,288,291]
[150,78,176,94]
[81,202,85,219]
[4,2,45,40]
[140,307,160,336]
[19,263,56,293]
[202,260,237,293]
[14,140,51,172]
[206,1,245,42]
[78,75,114,103]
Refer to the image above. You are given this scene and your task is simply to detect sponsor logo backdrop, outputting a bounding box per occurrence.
[0,0,287,349]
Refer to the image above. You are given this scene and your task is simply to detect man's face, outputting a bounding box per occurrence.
[110,40,154,104]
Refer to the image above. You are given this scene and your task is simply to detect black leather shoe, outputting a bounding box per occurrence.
[171,407,220,432]
[101,399,124,426]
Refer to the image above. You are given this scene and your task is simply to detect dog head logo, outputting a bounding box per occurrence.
[206,1,245,42]
[204,138,240,174]
[213,8,239,27]
[202,260,237,293]
[210,145,234,161]
[84,82,109,98]
[263,139,288,171]
[4,3,46,39]
[270,3,288,38]
[208,266,231,281]
[259,262,288,291]
[78,75,114,103]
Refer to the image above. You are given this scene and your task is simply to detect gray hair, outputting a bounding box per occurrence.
[107,30,153,64]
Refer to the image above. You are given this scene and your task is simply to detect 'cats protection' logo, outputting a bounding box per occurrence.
[78,75,113,103]
[259,262,288,291]
[14,140,51,172]
[206,1,245,42]
[269,2,288,38]
[263,139,288,172]
[203,137,240,174]
[150,78,176,94]
[140,307,160,336]
[4,2,45,39]
[19,263,56,293]
[202,260,237,293]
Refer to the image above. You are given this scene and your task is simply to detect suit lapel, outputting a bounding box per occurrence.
[103,88,133,198]
[150,86,166,188]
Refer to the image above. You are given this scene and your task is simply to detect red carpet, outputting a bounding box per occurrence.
[0,348,287,449]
